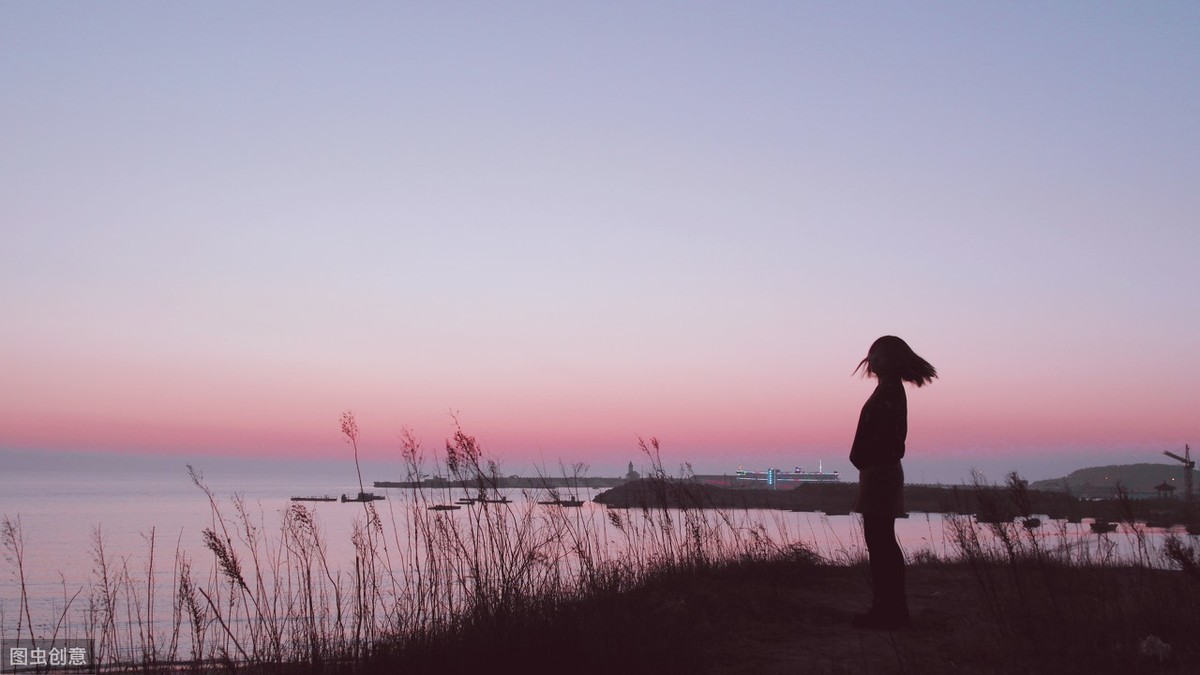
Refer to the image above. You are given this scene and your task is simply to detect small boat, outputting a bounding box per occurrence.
[538,497,585,507]
[1090,521,1117,534]
[290,495,338,502]
[455,497,478,505]
[341,492,386,503]
[480,496,511,504]
[975,514,1014,525]
[428,504,461,511]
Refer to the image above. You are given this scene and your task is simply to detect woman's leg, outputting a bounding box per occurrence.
[861,513,907,622]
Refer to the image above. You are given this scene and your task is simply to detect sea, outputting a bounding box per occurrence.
[0,449,1184,654]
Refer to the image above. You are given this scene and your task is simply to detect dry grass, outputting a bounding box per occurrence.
[2,419,811,671]
[3,427,1200,673]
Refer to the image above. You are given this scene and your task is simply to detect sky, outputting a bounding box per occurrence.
[2,2,1198,483]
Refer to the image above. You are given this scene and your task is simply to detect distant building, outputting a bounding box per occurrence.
[1155,482,1176,499]
[625,462,640,481]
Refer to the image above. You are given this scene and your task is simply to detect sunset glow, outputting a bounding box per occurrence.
[2,3,1197,483]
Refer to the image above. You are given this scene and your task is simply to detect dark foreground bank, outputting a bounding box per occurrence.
[357,552,1200,675]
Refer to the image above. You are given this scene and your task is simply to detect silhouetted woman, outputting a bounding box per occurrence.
[850,335,936,629]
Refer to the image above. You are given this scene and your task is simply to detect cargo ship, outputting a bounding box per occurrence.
[732,462,840,487]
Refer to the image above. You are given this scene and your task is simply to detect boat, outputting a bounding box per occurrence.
[428,504,462,511]
[455,497,478,505]
[290,495,338,502]
[1090,521,1118,534]
[538,497,585,507]
[975,513,1017,524]
[480,496,511,504]
[733,463,840,488]
[340,492,385,503]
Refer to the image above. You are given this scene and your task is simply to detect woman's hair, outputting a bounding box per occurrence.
[854,335,937,386]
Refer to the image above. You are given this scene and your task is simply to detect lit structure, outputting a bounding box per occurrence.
[733,462,840,488]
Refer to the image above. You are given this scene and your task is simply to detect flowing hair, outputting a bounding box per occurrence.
[854,335,937,387]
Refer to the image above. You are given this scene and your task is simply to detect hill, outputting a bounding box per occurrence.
[1030,462,1197,498]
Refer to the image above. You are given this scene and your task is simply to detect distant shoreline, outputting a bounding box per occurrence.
[375,471,1199,527]
[592,478,1199,527]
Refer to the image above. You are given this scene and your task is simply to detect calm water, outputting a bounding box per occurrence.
[0,456,385,637]
[0,454,1180,646]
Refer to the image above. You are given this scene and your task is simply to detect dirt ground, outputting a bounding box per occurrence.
[640,562,1196,675]
[683,564,998,674]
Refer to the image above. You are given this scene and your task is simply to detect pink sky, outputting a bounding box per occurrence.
[2,4,1197,483]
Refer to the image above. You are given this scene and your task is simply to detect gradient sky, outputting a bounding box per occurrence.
[2,2,1197,482]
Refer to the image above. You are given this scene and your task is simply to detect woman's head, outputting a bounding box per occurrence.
[855,335,937,386]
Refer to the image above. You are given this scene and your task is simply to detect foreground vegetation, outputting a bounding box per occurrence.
[3,417,1199,673]
[374,553,1200,675]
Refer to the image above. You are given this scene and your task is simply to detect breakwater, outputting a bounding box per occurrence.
[374,476,627,489]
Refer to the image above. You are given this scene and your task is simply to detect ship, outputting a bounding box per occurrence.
[732,462,840,487]
[537,496,585,507]
[340,491,386,503]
